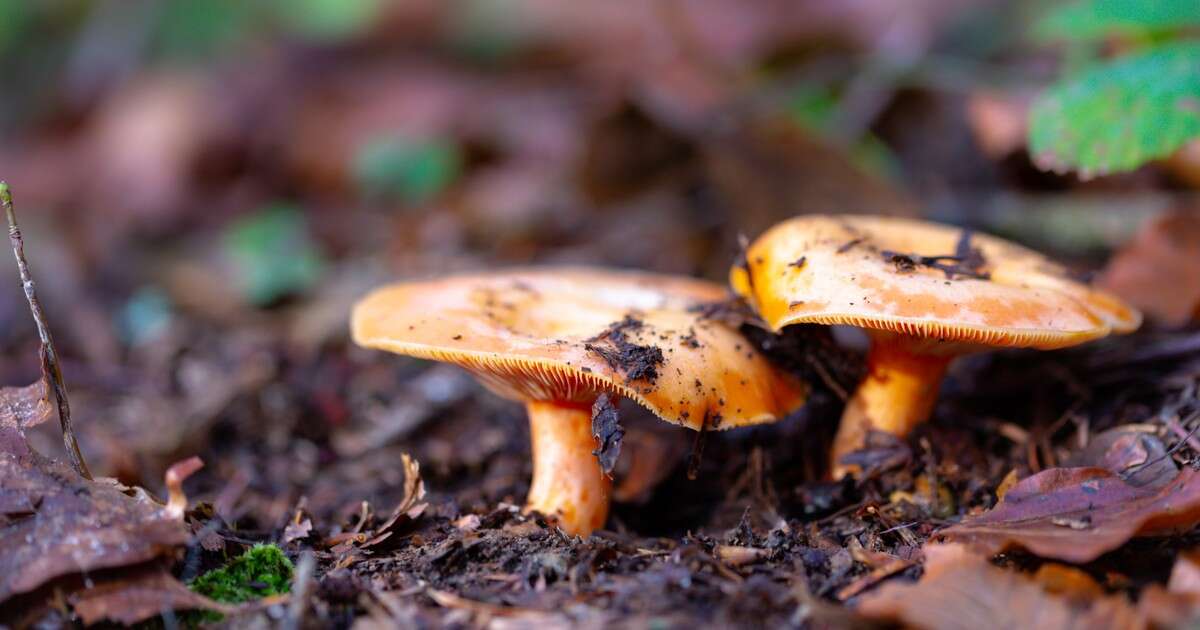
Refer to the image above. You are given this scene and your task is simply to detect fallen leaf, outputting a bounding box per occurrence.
[939,467,1200,563]
[1,455,190,604]
[836,552,915,601]
[0,379,52,430]
[1065,427,1176,489]
[1100,209,1200,328]
[1032,563,1105,604]
[69,565,234,625]
[857,544,1141,629]
[284,518,315,544]
[996,469,1019,500]
[0,379,52,456]
[1135,550,1200,628]
[345,454,427,552]
[1168,549,1200,594]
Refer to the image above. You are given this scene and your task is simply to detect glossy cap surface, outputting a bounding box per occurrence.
[353,267,807,430]
[731,215,1140,349]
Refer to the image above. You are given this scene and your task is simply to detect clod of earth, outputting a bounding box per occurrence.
[731,214,1140,477]
[350,267,807,535]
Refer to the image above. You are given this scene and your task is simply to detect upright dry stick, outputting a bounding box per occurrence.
[0,182,91,478]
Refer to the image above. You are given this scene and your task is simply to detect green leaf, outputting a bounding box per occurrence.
[223,205,324,306]
[1033,0,1200,43]
[1029,42,1200,177]
[353,136,462,204]
[272,0,382,41]
[151,0,259,61]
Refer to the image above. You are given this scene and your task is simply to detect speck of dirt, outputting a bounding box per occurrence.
[585,315,665,384]
[836,237,865,254]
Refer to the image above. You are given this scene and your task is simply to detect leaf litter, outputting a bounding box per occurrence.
[1,3,1200,626]
[939,466,1200,563]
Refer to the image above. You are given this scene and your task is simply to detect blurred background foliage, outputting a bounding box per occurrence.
[0,0,1195,492]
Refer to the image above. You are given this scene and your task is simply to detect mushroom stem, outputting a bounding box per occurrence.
[832,340,951,478]
[524,400,611,536]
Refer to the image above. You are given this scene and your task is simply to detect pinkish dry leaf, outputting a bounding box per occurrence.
[0,379,52,430]
[1100,209,1200,328]
[939,467,1200,563]
[69,565,234,625]
[857,544,1142,630]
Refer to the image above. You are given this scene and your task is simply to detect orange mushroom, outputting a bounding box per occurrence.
[352,267,806,535]
[731,215,1140,477]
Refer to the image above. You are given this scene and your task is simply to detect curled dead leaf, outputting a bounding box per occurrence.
[1066,427,1176,489]
[939,467,1200,563]
[0,379,53,456]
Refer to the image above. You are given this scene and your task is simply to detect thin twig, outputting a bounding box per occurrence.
[0,182,91,478]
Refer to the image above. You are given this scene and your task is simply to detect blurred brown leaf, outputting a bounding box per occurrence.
[857,544,1141,629]
[939,467,1200,563]
[1100,209,1200,328]
[69,565,232,626]
[0,443,190,605]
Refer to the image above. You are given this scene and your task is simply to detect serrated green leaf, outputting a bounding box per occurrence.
[1034,0,1200,43]
[1029,42,1200,177]
[223,205,324,306]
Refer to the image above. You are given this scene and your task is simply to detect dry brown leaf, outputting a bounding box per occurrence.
[0,449,190,603]
[1100,209,1200,328]
[339,453,427,553]
[1065,428,1176,489]
[0,379,53,456]
[0,379,52,430]
[857,544,1141,630]
[939,467,1200,563]
[69,565,234,625]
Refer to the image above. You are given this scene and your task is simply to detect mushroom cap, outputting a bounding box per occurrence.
[731,215,1140,350]
[352,267,807,431]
